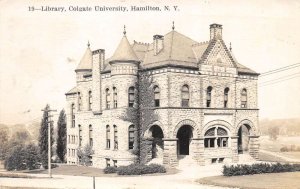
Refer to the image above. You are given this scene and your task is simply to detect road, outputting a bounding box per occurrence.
[0,164,232,189]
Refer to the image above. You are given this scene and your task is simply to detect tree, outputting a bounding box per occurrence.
[268,126,279,140]
[38,104,54,168]
[77,144,94,166]
[56,109,67,163]
[0,126,9,160]
[4,143,40,171]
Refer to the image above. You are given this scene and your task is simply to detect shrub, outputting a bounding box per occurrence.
[223,163,300,176]
[104,166,118,174]
[4,143,40,171]
[116,163,166,175]
[280,146,289,152]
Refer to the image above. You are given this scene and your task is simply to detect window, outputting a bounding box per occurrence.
[181,85,189,107]
[128,87,135,107]
[241,89,247,108]
[128,125,135,150]
[71,104,75,128]
[68,135,70,144]
[68,149,70,156]
[78,125,82,146]
[206,86,212,107]
[204,127,228,148]
[106,158,110,167]
[113,87,117,108]
[106,88,110,109]
[78,92,82,111]
[88,91,92,110]
[113,160,117,168]
[89,125,93,147]
[224,88,229,108]
[106,125,110,149]
[154,86,160,107]
[114,125,118,150]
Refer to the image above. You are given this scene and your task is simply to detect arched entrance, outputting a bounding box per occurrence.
[176,125,193,155]
[150,125,164,158]
[238,124,250,154]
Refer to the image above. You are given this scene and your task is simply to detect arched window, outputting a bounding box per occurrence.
[113,87,117,108]
[106,88,110,109]
[206,86,212,107]
[204,127,229,148]
[154,86,160,107]
[89,125,93,147]
[241,89,247,108]
[88,91,92,110]
[181,85,189,107]
[79,125,82,146]
[128,125,135,150]
[128,87,135,107]
[106,125,110,149]
[114,125,118,150]
[78,92,82,111]
[224,88,229,108]
[71,103,75,128]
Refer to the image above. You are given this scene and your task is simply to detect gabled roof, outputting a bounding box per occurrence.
[76,46,92,71]
[65,86,78,95]
[100,28,258,75]
[110,35,139,62]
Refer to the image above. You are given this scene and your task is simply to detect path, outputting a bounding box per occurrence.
[0,164,230,189]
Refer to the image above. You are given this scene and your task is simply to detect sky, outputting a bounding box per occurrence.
[0,0,300,125]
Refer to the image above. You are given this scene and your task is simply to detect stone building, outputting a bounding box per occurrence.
[65,23,260,168]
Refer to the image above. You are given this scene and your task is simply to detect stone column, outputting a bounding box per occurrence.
[162,138,178,167]
[140,138,153,164]
[249,135,260,160]
[191,138,205,166]
[231,136,239,163]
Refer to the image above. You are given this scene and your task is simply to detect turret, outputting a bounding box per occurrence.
[108,26,140,108]
[75,42,93,82]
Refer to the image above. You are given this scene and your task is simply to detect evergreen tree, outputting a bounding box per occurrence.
[56,109,67,163]
[38,104,54,168]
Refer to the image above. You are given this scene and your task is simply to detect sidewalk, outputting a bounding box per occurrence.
[0,165,228,189]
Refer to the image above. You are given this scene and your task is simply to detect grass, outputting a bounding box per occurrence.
[281,152,300,160]
[21,164,178,177]
[259,151,288,162]
[198,172,300,189]
[0,173,36,178]
[260,136,300,152]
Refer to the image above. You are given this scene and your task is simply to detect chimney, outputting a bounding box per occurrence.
[92,49,105,114]
[153,35,164,55]
[210,23,222,40]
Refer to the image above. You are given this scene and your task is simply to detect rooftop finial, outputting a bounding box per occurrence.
[172,21,175,30]
[123,25,126,36]
[229,42,232,52]
[87,41,90,48]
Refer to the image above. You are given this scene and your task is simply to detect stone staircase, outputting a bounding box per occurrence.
[178,155,198,170]
[238,153,257,164]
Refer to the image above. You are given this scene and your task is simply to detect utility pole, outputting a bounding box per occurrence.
[41,108,57,178]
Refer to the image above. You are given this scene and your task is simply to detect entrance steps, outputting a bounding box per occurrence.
[238,153,257,164]
[178,155,198,169]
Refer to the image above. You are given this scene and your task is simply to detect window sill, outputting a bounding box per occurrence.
[105,148,110,150]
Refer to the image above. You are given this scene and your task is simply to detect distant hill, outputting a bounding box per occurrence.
[0,121,40,142]
[260,118,300,136]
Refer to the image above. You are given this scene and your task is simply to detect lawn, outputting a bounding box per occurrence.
[23,164,110,177]
[21,164,178,177]
[282,152,300,160]
[198,172,300,189]
[260,136,300,152]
